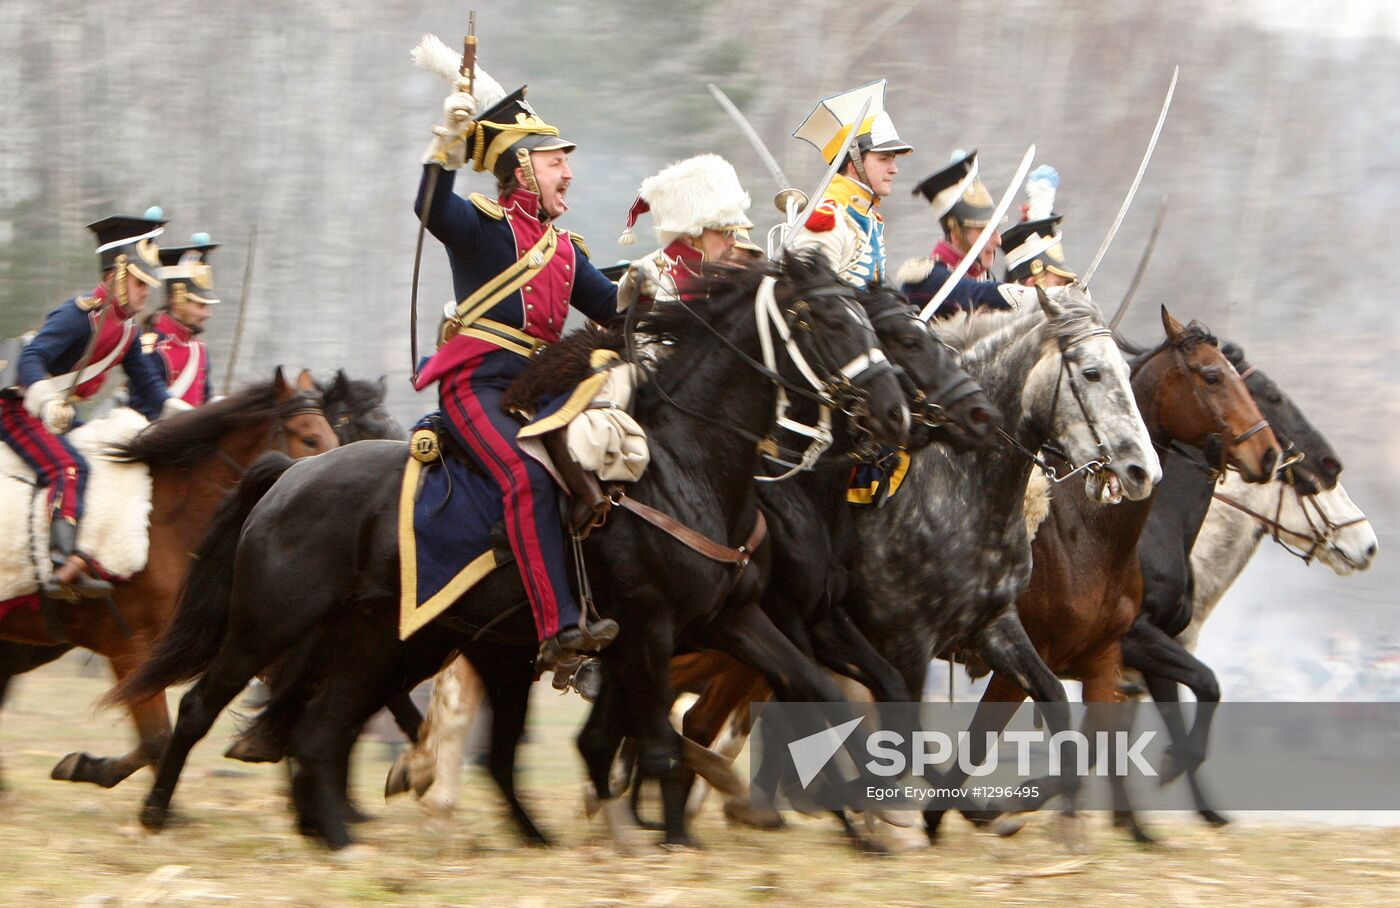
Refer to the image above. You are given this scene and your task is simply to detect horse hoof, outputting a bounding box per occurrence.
[1200,810,1231,828]
[384,755,411,799]
[660,838,700,853]
[991,814,1029,837]
[346,802,374,825]
[328,843,375,863]
[139,802,169,832]
[50,752,86,782]
[721,799,785,830]
[420,784,457,818]
[224,735,282,764]
[1129,825,1160,846]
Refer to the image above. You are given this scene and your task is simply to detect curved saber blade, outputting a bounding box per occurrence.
[1082,66,1179,289]
[919,144,1036,322]
[1108,194,1168,330]
[707,83,789,191]
[778,96,873,255]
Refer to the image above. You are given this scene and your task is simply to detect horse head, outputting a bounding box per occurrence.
[1220,341,1341,492]
[320,369,405,443]
[1142,308,1280,484]
[856,282,1000,452]
[272,367,339,457]
[1030,285,1160,503]
[770,252,909,449]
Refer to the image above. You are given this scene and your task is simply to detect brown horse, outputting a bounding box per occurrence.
[0,367,337,788]
[925,306,1281,836]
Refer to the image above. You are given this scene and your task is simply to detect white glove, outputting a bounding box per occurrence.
[160,397,195,419]
[40,397,74,434]
[422,85,478,170]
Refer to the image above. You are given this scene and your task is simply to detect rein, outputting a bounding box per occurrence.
[1212,473,1366,565]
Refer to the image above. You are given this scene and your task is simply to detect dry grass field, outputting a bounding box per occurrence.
[1,655,1396,907]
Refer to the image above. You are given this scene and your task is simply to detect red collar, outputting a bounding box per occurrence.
[932,240,984,279]
[153,311,195,342]
[500,187,546,222]
[662,238,705,272]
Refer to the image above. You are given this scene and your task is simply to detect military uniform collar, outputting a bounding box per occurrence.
[827,174,877,217]
[661,237,705,271]
[932,239,985,279]
[499,187,549,223]
[154,310,196,342]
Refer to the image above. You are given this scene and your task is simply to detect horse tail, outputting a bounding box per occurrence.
[107,452,295,708]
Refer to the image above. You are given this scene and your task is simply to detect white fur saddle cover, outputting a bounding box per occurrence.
[0,407,153,599]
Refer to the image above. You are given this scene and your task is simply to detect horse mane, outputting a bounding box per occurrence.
[320,373,385,412]
[110,380,321,467]
[1130,320,1219,373]
[935,289,1107,367]
[501,253,830,413]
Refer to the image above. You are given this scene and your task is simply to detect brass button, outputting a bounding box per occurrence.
[524,285,533,293]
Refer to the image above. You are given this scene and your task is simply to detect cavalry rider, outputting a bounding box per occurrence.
[131,233,220,412]
[412,68,620,669]
[1001,166,1078,289]
[2,210,177,599]
[899,150,1029,317]
[615,154,755,310]
[788,79,913,287]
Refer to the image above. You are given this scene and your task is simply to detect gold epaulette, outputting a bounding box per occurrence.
[469,193,505,220]
[140,332,158,355]
[76,295,101,312]
[569,232,590,258]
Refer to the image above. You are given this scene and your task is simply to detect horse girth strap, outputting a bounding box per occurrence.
[612,491,766,571]
[446,228,558,338]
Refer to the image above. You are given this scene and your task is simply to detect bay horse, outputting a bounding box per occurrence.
[115,253,911,850]
[1111,341,1376,838]
[0,369,337,791]
[382,281,1004,832]
[925,308,1282,839]
[847,285,1161,841]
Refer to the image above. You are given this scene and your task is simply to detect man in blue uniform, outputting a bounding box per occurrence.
[899,151,1032,318]
[2,209,175,598]
[131,234,219,412]
[1001,165,1079,288]
[412,67,620,669]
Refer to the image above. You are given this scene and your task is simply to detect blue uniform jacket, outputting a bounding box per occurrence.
[18,297,168,421]
[901,261,1012,320]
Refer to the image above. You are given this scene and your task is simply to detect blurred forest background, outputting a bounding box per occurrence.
[1,0,1396,691]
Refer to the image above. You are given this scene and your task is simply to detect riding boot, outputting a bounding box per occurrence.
[44,518,114,600]
[536,618,620,672]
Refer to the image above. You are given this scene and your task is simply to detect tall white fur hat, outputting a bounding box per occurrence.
[619,154,753,245]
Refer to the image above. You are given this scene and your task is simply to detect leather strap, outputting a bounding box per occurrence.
[614,491,766,571]
[458,317,543,358]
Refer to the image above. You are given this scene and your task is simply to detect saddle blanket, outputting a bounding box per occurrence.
[0,407,153,602]
[398,416,508,639]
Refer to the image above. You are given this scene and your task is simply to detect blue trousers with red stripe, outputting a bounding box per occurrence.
[0,398,87,522]
[439,350,578,641]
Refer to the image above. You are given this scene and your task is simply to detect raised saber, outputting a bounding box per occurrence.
[1108,194,1168,330]
[919,144,1036,322]
[1081,66,1178,289]
[411,14,475,382]
[706,84,789,191]
[221,221,257,395]
[778,96,873,256]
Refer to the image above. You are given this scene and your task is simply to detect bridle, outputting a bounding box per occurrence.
[625,272,897,482]
[1212,460,1367,566]
[1133,336,1271,473]
[996,326,1117,485]
[862,297,984,429]
[327,398,395,444]
[215,392,328,478]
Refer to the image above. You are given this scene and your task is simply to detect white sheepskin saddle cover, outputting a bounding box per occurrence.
[0,407,153,599]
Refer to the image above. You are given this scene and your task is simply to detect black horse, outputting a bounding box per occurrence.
[114,254,910,850]
[319,370,404,443]
[1114,340,1345,840]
